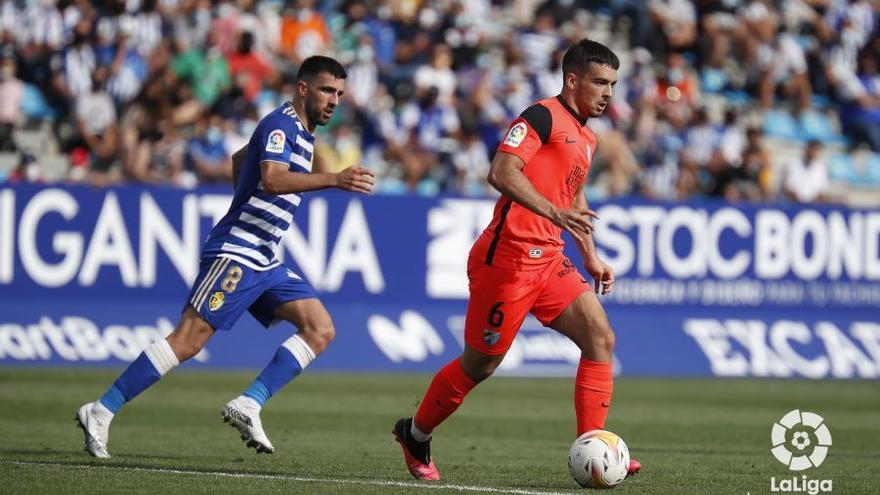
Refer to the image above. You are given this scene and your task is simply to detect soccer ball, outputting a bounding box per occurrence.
[568,430,630,489]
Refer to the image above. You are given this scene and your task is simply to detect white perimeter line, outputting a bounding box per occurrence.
[5,460,574,495]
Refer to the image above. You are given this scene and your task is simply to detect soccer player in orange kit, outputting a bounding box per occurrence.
[392,39,641,480]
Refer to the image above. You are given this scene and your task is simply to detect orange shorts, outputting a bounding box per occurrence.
[464,253,591,356]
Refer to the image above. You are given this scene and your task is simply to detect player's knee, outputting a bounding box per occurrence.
[462,355,503,382]
[168,338,204,362]
[301,320,335,353]
[594,326,616,355]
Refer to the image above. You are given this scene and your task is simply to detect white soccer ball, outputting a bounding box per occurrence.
[568,429,630,489]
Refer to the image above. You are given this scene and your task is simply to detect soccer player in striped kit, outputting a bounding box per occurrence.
[75,56,374,458]
[392,39,640,479]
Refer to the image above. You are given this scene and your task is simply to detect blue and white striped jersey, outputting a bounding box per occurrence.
[202,102,315,270]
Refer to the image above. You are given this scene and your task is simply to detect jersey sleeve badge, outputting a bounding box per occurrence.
[503,122,528,147]
[266,129,286,153]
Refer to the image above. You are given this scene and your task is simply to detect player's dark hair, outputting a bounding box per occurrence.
[297,56,347,82]
[562,39,619,75]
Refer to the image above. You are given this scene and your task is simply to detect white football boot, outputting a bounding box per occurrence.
[221,396,275,454]
[75,402,111,458]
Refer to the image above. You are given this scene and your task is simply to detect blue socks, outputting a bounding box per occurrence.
[99,339,180,414]
[243,334,316,407]
[96,334,315,415]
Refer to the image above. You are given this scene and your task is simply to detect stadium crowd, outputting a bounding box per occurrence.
[0,0,878,204]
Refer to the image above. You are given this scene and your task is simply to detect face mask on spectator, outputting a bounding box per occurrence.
[240,119,257,137]
[207,126,223,144]
[356,45,374,62]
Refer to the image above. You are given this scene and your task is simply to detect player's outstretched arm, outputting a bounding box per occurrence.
[231,146,247,188]
[260,161,374,195]
[487,151,598,237]
[572,186,614,295]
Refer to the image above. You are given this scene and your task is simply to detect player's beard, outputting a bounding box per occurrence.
[307,103,333,127]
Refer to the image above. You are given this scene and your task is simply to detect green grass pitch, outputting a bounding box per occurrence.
[1,368,877,494]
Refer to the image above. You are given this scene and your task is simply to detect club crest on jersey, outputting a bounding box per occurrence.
[266,129,285,153]
[503,122,527,147]
[208,291,225,311]
[483,328,502,347]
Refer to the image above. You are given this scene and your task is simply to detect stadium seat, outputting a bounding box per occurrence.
[863,153,880,187]
[701,68,728,94]
[416,178,441,197]
[20,84,57,120]
[375,177,409,195]
[721,90,751,105]
[798,111,847,145]
[763,110,800,141]
[827,153,856,183]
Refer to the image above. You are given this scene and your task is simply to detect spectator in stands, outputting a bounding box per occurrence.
[656,52,701,128]
[784,140,829,203]
[314,123,363,175]
[344,33,380,110]
[736,0,778,68]
[187,113,232,185]
[170,33,231,125]
[588,118,642,198]
[135,117,185,185]
[451,126,492,197]
[0,47,23,152]
[699,0,741,69]
[49,19,95,118]
[517,10,561,76]
[413,43,457,107]
[838,50,880,152]
[280,0,332,65]
[374,82,421,188]
[228,30,276,103]
[98,20,148,107]
[648,0,698,53]
[173,0,213,53]
[757,29,812,111]
[401,85,461,191]
[729,127,774,201]
[75,67,118,186]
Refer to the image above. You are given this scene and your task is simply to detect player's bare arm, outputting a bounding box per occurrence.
[260,161,374,195]
[572,185,614,295]
[487,151,598,238]
[231,146,247,187]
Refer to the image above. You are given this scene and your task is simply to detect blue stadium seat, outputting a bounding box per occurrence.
[763,110,799,141]
[863,153,880,187]
[827,153,856,183]
[701,68,728,94]
[375,177,408,195]
[798,111,847,145]
[416,178,440,196]
[20,84,57,120]
[721,90,751,105]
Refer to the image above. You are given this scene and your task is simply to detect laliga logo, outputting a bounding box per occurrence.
[769,410,833,495]
[771,409,832,471]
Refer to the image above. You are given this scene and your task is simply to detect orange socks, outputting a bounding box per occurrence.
[574,359,613,436]
[413,358,478,434]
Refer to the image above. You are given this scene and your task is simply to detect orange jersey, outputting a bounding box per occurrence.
[473,96,598,269]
